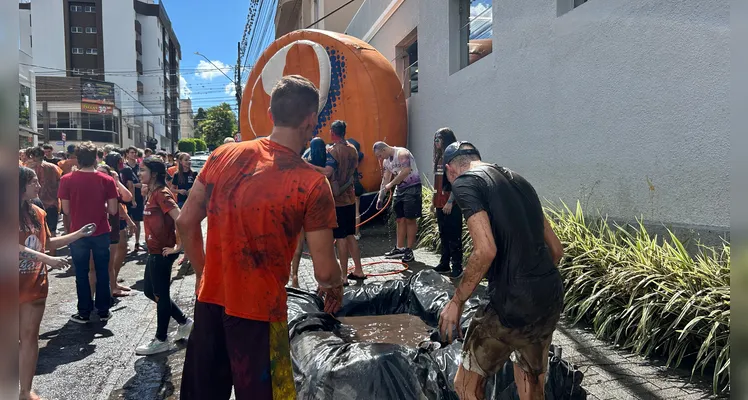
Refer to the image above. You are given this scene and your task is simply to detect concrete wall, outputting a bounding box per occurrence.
[136,14,166,139]
[31,0,67,76]
[352,0,729,233]
[102,1,137,96]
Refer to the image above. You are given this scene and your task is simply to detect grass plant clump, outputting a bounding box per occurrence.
[416,186,730,394]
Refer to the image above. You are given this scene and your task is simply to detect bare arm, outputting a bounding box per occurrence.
[107,198,118,215]
[48,229,86,249]
[19,244,53,263]
[544,217,564,265]
[322,165,334,178]
[126,181,137,206]
[305,229,342,288]
[117,180,133,202]
[453,211,497,305]
[167,207,182,250]
[61,199,70,216]
[176,180,207,279]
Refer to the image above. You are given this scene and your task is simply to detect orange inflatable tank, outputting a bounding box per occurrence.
[240,29,408,193]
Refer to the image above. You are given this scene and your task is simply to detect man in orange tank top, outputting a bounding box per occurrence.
[177,75,343,400]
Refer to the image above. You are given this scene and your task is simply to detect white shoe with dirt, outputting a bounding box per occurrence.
[135,338,170,355]
[174,318,194,342]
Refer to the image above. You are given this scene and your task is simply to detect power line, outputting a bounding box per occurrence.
[306,0,359,29]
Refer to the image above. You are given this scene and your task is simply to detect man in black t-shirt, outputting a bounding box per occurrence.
[121,146,145,250]
[437,141,565,400]
[42,144,61,166]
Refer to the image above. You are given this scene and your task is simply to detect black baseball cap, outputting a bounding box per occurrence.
[443,141,481,166]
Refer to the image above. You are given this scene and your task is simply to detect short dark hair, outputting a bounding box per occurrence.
[270,75,319,128]
[97,148,105,160]
[156,150,168,159]
[42,144,54,151]
[76,141,99,167]
[142,156,168,188]
[331,120,346,138]
[126,146,138,154]
[67,144,77,155]
[27,146,44,160]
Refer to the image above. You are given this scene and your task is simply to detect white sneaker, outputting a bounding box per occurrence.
[135,338,170,356]
[174,318,194,342]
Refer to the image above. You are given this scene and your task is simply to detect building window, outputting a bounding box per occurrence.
[84,5,96,12]
[70,5,83,12]
[158,38,161,49]
[72,47,84,54]
[453,0,493,71]
[72,68,81,75]
[558,0,590,16]
[86,48,98,55]
[86,27,97,34]
[158,58,161,67]
[71,26,83,33]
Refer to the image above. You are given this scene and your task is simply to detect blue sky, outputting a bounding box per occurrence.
[166,0,277,114]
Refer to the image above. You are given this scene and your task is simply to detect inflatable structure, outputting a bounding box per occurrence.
[240,30,408,193]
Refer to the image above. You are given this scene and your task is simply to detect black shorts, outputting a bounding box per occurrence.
[127,203,144,222]
[393,184,422,219]
[109,214,120,244]
[180,301,295,400]
[119,220,127,231]
[45,206,59,235]
[332,204,356,239]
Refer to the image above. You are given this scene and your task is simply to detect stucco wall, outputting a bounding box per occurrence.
[377,0,729,231]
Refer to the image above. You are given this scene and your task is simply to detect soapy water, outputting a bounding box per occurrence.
[337,314,432,348]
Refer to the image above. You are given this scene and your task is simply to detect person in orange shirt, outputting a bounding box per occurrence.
[18,166,95,400]
[57,144,79,234]
[25,147,63,252]
[177,75,343,400]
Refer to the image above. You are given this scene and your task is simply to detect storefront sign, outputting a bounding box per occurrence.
[81,102,113,114]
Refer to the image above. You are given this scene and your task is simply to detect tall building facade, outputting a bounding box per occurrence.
[275,0,364,37]
[19,2,39,149]
[30,0,181,152]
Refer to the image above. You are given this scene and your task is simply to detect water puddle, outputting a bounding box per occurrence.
[337,314,432,348]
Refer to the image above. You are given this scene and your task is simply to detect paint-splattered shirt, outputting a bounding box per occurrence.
[196,138,338,322]
[382,146,421,192]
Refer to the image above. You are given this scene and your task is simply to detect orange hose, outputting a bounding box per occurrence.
[355,190,392,228]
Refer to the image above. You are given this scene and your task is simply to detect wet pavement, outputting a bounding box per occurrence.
[33,221,717,399]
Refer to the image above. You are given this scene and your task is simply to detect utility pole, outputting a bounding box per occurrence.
[42,101,49,144]
[235,41,243,132]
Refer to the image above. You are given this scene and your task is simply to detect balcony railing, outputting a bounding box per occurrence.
[135,20,141,34]
[136,60,143,75]
[136,39,142,54]
[137,81,144,95]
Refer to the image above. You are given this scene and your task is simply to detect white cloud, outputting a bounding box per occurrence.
[195,59,232,80]
[225,82,236,96]
[180,75,192,99]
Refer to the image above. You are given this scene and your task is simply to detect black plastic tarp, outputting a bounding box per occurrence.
[287,269,587,400]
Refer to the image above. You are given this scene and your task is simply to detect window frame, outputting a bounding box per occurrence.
[70,5,83,12]
[84,5,96,13]
[72,47,84,54]
[451,0,494,73]
[86,48,98,55]
[85,27,97,34]
[71,26,83,34]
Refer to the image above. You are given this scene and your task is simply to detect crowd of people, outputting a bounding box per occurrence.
[18,73,566,400]
[18,142,199,400]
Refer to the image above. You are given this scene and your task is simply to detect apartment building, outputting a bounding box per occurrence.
[19,2,39,149]
[276,0,364,37]
[30,0,181,151]
[344,0,729,238]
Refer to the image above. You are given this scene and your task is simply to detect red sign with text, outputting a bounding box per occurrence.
[81,102,113,115]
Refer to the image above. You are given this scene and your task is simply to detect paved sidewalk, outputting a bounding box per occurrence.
[295,228,716,400]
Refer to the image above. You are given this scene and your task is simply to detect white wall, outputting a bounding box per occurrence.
[136,14,166,138]
[102,1,138,96]
[355,0,729,230]
[31,0,67,76]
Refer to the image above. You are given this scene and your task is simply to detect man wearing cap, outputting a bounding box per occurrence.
[437,141,565,400]
[373,141,422,263]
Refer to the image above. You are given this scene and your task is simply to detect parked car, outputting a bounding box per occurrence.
[191,155,209,174]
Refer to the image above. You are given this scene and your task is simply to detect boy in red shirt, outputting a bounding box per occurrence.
[58,141,119,323]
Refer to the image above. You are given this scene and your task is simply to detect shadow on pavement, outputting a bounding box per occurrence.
[36,321,114,375]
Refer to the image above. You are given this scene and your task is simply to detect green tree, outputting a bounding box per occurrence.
[198,103,237,149]
[194,138,207,152]
[193,107,207,138]
[178,138,196,154]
